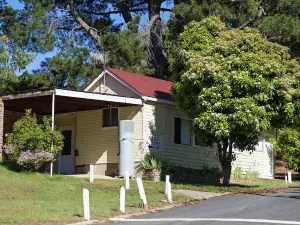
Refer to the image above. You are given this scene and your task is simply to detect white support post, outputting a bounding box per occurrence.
[288,171,292,183]
[90,165,94,183]
[120,186,125,213]
[285,174,288,184]
[167,182,172,203]
[50,90,55,177]
[83,188,90,221]
[165,175,170,195]
[125,171,130,190]
[136,177,148,209]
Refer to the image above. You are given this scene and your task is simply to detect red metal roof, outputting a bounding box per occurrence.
[106,67,173,101]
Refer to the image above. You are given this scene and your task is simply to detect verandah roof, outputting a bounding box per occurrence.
[0,88,143,115]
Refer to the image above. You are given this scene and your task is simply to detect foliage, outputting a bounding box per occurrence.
[139,154,168,170]
[2,143,13,160]
[167,0,300,59]
[245,170,260,179]
[233,167,243,179]
[7,110,64,158]
[171,16,300,185]
[271,128,300,173]
[16,150,54,171]
[30,42,102,90]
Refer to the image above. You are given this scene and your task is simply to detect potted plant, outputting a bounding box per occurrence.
[139,154,166,182]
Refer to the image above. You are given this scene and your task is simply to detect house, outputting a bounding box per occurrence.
[0,67,274,178]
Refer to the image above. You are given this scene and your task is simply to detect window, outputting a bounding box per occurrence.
[174,117,192,145]
[102,108,118,127]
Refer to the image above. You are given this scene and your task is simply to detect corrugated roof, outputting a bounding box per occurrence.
[106,67,173,101]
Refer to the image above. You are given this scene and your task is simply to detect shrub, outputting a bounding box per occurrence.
[245,170,260,179]
[233,167,243,179]
[139,154,168,170]
[17,150,54,171]
[8,110,63,156]
[2,144,14,160]
[7,109,63,171]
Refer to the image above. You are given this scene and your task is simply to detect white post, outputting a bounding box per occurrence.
[165,175,170,195]
[288,171,292,183]
[136,177,148,209]
[125,171,130,189]
[285,174,288,183]
[167,182,172,203]
[50,90,55,177]
[120,186,125,213]
[90,165,94,183]
[83,188,90,220]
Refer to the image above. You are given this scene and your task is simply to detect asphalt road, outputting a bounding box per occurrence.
[110,187,300,225]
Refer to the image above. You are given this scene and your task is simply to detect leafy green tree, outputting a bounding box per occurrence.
[271,128,300,174]
[32,43,102,90]
[171,17,300,185]
[10,0,173,78]
[168,0,300,59]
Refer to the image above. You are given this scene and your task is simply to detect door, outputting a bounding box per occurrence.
[59,128,75,174]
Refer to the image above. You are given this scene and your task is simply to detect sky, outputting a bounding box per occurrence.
[6,0,173,73]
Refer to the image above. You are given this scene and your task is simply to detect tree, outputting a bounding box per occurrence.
[168,0,300,59]
[171,17,300,185]
[12,0,174,78]
[30,42,102,90]
[271,128,300,174]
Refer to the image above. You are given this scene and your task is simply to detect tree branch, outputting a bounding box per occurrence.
[48,16,73,33]
[82,7,172,16]
[68,0,100,43]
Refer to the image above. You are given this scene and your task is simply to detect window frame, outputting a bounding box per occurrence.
[173,117,201,147]
[102,107,119,128]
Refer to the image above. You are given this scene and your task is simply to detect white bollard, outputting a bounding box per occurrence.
[167,182,172,203]
[285,174,288,183]
[136,177,148,209]
[90,165,94,183]
[120,186,125,213]
[83,188,90,221]
[50,162,53,177]
[165,175,170,195]
[288,171,292,183]
[125,171,130,190]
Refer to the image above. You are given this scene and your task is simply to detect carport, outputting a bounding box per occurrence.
[0,88,143,175]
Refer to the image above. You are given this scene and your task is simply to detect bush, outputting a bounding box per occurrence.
[2,144,14,160]
[245,170,260,179]
[6,109,63,171]
[233,167,243,179]
[17,151,54,171]
[139,154,168,170]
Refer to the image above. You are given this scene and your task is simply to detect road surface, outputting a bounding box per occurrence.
[110,187,300,225]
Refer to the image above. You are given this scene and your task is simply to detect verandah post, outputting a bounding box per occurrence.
[50,90,55,177]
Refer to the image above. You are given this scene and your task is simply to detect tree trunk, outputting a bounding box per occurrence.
[221,161,232,186]
[116,0,132,23]
[217,140,233,186]
[147,0,168,79]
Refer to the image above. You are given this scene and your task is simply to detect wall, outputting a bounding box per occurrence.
[75,106,143,175]
[143,101,274,178]
[89,73,138,98]
[143,102,220,169]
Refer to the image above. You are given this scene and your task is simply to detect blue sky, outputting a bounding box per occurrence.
[7,0,173,73]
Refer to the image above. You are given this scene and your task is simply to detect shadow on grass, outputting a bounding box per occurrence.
[0,159,23,172]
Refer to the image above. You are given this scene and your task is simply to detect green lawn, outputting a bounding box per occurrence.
[0,163,298,225]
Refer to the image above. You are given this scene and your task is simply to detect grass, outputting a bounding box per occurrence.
[0,164,189,225]
[0,162,299,225]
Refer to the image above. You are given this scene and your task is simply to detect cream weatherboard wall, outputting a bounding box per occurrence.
[143,101,220,169]
[89,73,138,97]
[143,101,274,179]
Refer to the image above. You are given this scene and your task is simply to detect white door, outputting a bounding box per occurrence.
[59,127,75,174]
